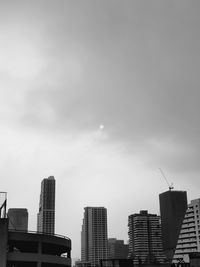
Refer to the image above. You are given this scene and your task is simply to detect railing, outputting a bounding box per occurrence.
[8,229,71,241]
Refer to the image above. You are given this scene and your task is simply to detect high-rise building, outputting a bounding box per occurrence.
[173,199,200,263]
[81,207,108,267]
[37,176,55,235]
[128,210,166,265]
[159,190,187,261]
[7,208,28,231]
[108,238,129,259]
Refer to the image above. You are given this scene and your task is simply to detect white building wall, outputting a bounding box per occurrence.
[173,199,200,263]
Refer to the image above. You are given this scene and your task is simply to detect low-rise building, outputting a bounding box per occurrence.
[108,238,128,259]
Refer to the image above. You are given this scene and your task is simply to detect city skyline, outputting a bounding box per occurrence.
[1,0,200,261]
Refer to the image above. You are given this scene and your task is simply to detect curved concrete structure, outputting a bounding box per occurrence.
[0,219,71,267]
[7,231,71,266]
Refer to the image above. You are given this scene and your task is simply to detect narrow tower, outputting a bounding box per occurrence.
[37,176,55,235]
[81,207,108,267]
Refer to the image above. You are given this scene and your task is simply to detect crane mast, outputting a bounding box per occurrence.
[159,168,174,191]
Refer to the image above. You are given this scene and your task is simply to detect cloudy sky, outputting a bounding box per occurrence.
[1,0,200,260]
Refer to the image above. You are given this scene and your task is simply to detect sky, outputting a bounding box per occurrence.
[1,0,200,260]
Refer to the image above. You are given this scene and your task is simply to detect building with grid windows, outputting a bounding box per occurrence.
[81,207,108,267]
[108,238,129,259]
[173,199,200,263]
[128,210,166,265]
[37,176,55,235]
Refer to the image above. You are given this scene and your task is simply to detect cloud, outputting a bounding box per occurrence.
[0,0,199,174]
[1,1,200,259]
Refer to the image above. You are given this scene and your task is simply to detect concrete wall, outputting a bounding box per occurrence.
[7,231,71,266]
[0,219,8,267]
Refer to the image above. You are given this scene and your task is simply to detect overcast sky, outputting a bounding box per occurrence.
[1,0,200,260]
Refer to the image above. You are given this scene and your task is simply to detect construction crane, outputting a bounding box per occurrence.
[159,168,174,191]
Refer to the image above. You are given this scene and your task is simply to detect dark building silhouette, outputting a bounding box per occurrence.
[81,207,108,267]
[7,208,28,231]
[189,252,200,267]
[159,190,187,262]
[108,238,129,259]
[128,210,166,265]
[37,176,55,235]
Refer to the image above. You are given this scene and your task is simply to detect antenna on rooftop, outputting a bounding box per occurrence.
[159,168,174,191]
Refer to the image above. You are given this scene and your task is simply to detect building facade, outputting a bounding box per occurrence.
[7,208,28,231]
[75,260,91,267]
[108,238,129,259]
[81,207,108,267]
[159,190,187,262]
[173,199,200,263]
[128,210,166,265]
[37,176,55,235]
[100,259,133,267]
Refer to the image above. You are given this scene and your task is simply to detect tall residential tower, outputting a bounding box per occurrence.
[37,176,55,235]
[128,210,166,265]
[81,207,108,267]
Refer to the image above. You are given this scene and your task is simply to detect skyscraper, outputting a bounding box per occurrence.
[81,207,108,267]
[173,199,200,263]
[159,190,187,261]
[37,176,55,235]
[128,210,166,265]
[7,208,28,231]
